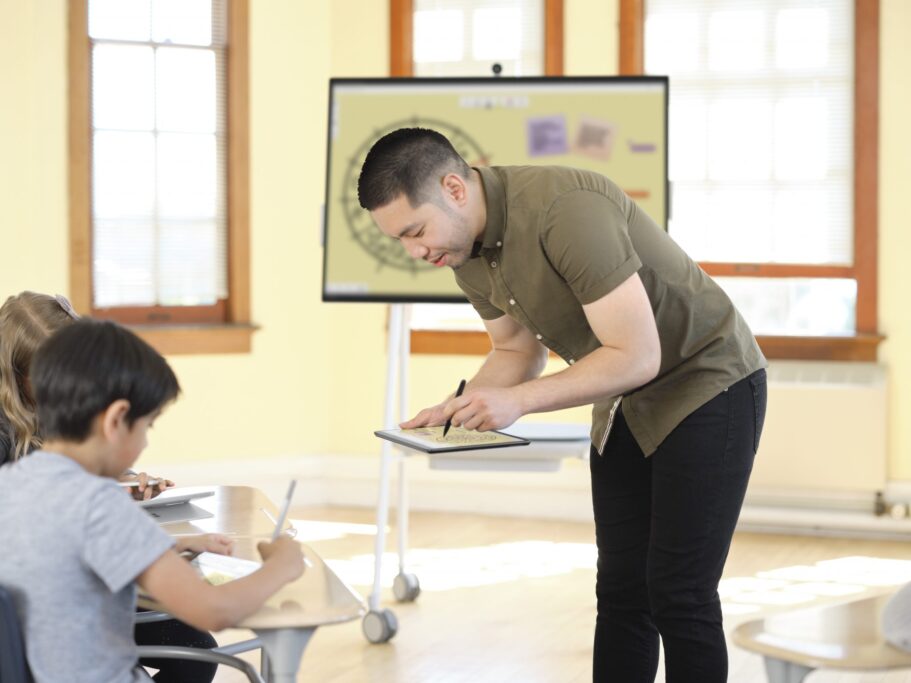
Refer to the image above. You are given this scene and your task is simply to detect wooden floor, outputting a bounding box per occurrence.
[209,506,911,683]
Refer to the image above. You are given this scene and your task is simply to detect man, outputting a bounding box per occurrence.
[358,127,767,682]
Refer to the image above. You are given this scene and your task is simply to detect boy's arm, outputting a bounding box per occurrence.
[137,537,305,632]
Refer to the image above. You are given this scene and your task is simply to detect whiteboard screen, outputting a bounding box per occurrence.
[323,77,668,303]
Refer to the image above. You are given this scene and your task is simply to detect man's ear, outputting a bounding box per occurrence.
[101,399,131,440]
[441,173,469,206]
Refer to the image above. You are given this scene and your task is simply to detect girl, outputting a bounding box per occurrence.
[0,291,218,683]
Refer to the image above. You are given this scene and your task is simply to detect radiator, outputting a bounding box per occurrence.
[744,361,888,512]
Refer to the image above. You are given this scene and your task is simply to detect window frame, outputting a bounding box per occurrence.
[68,0,255,354]
[621,0,881,358]
[404,0,881,361]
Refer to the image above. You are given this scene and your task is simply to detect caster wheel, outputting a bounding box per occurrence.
[362,609,398,644]
[393,572,421,602]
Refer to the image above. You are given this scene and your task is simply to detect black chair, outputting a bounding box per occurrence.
[0,585,32,683]
[0,587,264,683]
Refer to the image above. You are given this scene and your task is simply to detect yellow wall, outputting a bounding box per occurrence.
[0,0,334,463]
[2,0,911,479]
[878,0,911,478]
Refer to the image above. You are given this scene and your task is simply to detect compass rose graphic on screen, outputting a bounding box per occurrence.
[340,119,489,273]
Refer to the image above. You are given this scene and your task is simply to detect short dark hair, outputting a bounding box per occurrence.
[31,320,180,442]
[357,127,471,211]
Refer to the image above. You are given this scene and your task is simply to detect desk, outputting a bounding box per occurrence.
[733,592,911,682]
[366,422,590,642]
[139,486,365,683]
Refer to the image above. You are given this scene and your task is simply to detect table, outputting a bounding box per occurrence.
[733,592,911,682]
[365,422,591,642]
[138,486,365,683]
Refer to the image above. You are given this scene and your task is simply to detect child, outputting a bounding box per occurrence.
[0,291,211,681]
[0,291,168,499]
[0,291,77,464]
[0,320,305,683]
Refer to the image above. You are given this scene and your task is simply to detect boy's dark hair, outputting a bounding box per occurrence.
[31,320,180,442]
[357,127,471,211]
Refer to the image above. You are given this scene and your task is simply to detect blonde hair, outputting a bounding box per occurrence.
[0,292,77,459]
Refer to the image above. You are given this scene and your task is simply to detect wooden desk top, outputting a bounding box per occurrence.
[733,592,911,670]
[139,485,365,631]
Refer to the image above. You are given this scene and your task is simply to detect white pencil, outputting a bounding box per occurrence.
[271,480,297,542]
[119,478,161,488]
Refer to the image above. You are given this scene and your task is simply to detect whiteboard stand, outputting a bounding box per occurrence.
[360,303,592,644]
[362,303,414,644]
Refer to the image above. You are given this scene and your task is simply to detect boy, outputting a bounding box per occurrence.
[0,320,305,683]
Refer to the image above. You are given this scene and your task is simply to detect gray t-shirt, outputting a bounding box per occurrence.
[0,451,174,683]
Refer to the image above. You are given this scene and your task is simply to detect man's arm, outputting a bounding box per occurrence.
[400,315,547,428]
[448,272,661,431]
[136,537,304,632]
[470,314,550,387]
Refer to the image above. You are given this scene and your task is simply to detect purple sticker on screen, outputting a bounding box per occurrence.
[628,139,657,153]
[527,116,569,156]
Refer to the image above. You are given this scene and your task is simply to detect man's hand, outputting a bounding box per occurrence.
[119,471,176,500]
[176,533,235,557]
[445,386,524,432]
[400,401,449,429]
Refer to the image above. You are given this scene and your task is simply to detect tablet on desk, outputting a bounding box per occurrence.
[139,490,216,525]
[375,426,530,454]
[192,552,261,586]
[138,490,215,509]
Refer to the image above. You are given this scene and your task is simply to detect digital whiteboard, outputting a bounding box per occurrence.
[323,76,668,303]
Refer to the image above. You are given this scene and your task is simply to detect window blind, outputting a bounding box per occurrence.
[411,0,546,329]
[88,0,228,308]
[644,0,854,267]
[413,0,544,77]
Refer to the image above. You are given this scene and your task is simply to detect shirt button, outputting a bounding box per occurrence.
[496,241,502,247]
[490,261,498,268]
[509,298,516,305]
[569,359,575,365]
[535,334,542,340]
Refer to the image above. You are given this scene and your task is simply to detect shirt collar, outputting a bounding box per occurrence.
[475,166,506,254]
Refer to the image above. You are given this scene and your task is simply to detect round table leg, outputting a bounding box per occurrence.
[253,627,315,683]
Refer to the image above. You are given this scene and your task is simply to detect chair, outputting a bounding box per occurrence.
[0,587,265,683]
[0,585,32,682]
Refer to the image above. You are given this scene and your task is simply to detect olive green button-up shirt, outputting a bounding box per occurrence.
[454,165,767,456]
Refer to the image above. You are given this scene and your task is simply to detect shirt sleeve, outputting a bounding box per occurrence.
[81,483,175,593]
[542,190,643,305]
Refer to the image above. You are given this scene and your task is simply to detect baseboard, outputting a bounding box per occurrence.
[156,454,327,508]
[155,453,911,536]
[154,451,594,521]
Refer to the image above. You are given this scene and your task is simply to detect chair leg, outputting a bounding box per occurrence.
[763,656,814,683]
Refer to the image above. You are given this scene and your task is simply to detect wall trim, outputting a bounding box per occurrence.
[157,453,911,539]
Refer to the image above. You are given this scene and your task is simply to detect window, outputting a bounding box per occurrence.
[391,0,563,77]
[68,0,253,354]
[391,0,563,338]
[624,0,880,359]
[397,0,878,360]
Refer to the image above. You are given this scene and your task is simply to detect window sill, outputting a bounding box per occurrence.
[132,323,259,355]
[410,330,885,362]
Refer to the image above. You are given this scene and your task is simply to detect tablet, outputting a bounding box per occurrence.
[138,490,215,509]
[375,426,530,454]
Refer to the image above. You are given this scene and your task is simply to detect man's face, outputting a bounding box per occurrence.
[371,192,476,270]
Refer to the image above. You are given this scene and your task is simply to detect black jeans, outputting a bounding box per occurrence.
[590,369,767,683]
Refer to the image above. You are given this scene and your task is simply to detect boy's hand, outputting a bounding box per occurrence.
[257,537,305,582]
[177,534,235,557]
[120,471,175,500]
